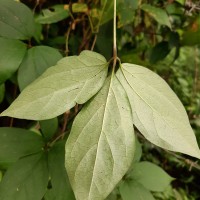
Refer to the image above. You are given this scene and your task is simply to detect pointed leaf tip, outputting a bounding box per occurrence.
[65,76,135,200]
[117,63,200,159]
[1,50,108,120]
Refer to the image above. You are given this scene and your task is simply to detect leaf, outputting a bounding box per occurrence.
[0,37,27,84]
[0,127,44,168]
[150,41,171,64]
[132,135,142,163]
[117,0,138,28]
[120,181,155,200]
[0,153,49,200]
[89,0,118,33]
[40,118,58,141]
[0,0,35,39]
[0,171,2,182]
[141,4,171,28]
[116,64,200,158]
[72,3,88,13]
[49,142,75,200]
[44,189,56,200]
[0,84,5,103]
[65,76,135,200]
[181,30,200,46]
[36,5,69,24]
[1,50,108,120]
[131,161,173,192]
[18,46,63,91]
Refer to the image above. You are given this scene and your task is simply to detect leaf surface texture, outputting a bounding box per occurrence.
[1,51,108,120]
[117,63,200,158]
[65,76,135,200]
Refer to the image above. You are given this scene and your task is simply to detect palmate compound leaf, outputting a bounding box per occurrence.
[116,63,200,158]
[1,51,108,120]
[65,76,135,200]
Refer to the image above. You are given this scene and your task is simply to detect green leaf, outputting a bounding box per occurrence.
[0,153,49,200]
[116,64,200,158]
[131,161,173,192]
[49,142,75,200]
[0,84,5,103]
[132,135,142,163]
[40,118,58,141]
[150,41,171,64]
[141,4,171,28]
[65,76,135,200]
[18,46,62,91]
[0,37,27,84]
[72,3,88,13]
[0,0,35,39]
[36,5,69,24]
[0,127,44,168]
[89,0,117,32]
[0,171,2,182]
[117,0,138,27]
[120,181,155,200]
[44,189,56,200]
[1,50,108,120]
[181,30,200,46]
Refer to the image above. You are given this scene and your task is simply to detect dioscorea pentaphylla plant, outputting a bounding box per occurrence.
[1,0,200,200]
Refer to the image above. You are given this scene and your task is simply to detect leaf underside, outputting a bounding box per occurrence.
[65,76,135,200]
[1,50,108,120]
[116,63,200,158]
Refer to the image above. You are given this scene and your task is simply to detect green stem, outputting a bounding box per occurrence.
[113,0,117,60]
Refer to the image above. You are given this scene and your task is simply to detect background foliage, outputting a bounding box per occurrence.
[0,0,200,199]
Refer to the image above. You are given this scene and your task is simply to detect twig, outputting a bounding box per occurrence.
[61,110,70,138]
[91,34,97,51]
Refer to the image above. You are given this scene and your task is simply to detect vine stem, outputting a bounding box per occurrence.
[113,0,117,70]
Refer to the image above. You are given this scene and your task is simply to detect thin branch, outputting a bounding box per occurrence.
[61,110,70,138]
[91,34,97,51]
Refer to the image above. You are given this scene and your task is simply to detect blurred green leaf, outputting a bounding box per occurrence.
[0,84,5,103]
[182,30,200,46]
[0,171,2,182]
[0,153,49,200]
[18,46,62,91]
[0,37,27,84]
[48,142,75,200]
[40,118,58,141]
[72,3,88,13]
[0,0,35,39]
[150,41,171,64]
[141,4,171,28]
[44,189,56,200]
[120,181,155,200]
[89,0,114,33]
[36,5,69,24]
[117,0,138,27]
[121,52,147,66]
[0,127,44,168]
[130,161,173,192]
